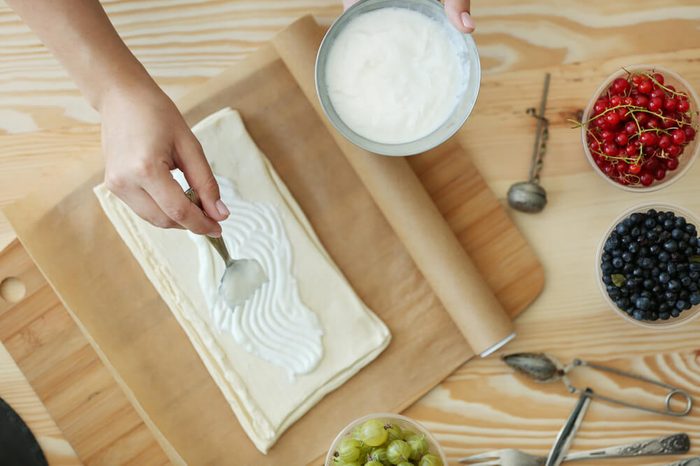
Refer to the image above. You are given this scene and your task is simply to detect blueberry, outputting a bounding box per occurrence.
[641,257,654,269]
[672,228,684,240]
[685,223,697,234]
[664,219,675,230]
[632,310,645,320]
[615,223,628,235]
[649,245,660,255]
[643,279,655,290]
[628,243,640,254]
[623,264,634,273]
[644,217,656,228]
[690,293,700,305]
[638,247,649,258]
[630,213,642,224]
[667,279,681,291]
[633,268,644,277]
[635,296,652,311]
[681,276,692,287]
[676,217,687,228]
[612,249,622,258]
[690,237,698,247]
[652,285,663,295]
[668,263,678,275]
[659,312,671,320]
[649,312,659,321]
[659,272,671,284]
[611,257,624,269]
[664,240,679,252]
[631,227,641,237]
[659,252,671,263]
[622,252,633,263]
[676,300,687,310]
[690,263,700,273]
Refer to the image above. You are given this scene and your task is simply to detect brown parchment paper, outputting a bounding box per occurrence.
[4,16,543,466]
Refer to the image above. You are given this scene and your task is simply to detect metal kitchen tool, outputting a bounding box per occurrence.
[545,388,592,466]
[507,73,551,213]
[503,353,693,416]
[184,188,267,308]
[459,433,690,465]
[666,458,700,466]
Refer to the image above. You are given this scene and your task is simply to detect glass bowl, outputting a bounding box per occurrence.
[315,0,481,156]
[581,65,700,192]
[596,202,700,329]
[325,413,447,466]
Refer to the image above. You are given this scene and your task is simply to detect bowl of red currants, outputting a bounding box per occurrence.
[581,65,699,191]
[597,203,700,328]
[326,413,446,466]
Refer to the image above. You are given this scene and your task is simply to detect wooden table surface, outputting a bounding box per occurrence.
[1,1,700,465]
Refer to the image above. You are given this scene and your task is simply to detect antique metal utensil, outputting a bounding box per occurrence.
[507,73,551,213]
[185,188,267,308]
[545,388,593,466]
[459,433,690,465]
[503,353,693,416]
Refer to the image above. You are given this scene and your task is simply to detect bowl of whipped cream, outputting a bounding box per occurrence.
[316,0,481,156]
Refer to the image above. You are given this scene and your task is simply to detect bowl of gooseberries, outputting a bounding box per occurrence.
[581,65,699,191]
[326,413,447,466]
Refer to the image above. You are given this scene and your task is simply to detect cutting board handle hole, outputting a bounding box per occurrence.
[0,277,26,303]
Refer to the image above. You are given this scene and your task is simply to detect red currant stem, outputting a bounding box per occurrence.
[642,72,689,99]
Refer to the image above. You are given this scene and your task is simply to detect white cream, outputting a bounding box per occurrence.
[325,7,466,144]
[190,175,324,379]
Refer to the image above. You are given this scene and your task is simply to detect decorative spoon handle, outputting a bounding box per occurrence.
[664,458,700,466]
[566,433,690,461]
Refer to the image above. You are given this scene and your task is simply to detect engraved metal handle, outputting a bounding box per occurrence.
[184,188,232,265]
[566,433,690,461]
[665,458,700,466]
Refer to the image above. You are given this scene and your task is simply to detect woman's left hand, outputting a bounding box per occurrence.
[342,0,475,33]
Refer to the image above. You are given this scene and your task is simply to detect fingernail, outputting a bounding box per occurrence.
[461,12,475,33]
[215,199,230,218]
[207,231,222,238]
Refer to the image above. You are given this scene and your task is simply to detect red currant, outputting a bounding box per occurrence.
[654,168,667,180]
[638,79,653,94]
[625,142,640,156]
[640,132,657,146]
[664,98,678,112]
[632,75,642,85]
[610,95,622,106]
[652,72,665,85]
[600,129,615,142]
[666,158,680,170]
[634,95,649,108]
[640,172,654,186]
[658,134,672,149]
[628,164,642,174]
[589,139,601,152]
[672,128,687,145]
[624,121,637,135]
[605,112,621,127]
[667,145,682,158]
[677,99,690,112]
[611,77,630,94]
[650,88,665,99]
[684,126,696,141]
[623,96,634,106]
[604,143,620,156]
[614,133,628,146]
[648,97,663,112]
[593,100,607,114]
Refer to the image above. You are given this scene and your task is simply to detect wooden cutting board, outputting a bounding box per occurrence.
[1,16,543,465]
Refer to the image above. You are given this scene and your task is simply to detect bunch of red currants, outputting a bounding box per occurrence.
[586,70,697,187]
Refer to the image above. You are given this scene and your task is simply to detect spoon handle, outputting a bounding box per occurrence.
[184,188,232,264]
[565,433,690,461]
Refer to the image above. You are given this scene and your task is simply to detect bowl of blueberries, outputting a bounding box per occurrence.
[598,203,700,328]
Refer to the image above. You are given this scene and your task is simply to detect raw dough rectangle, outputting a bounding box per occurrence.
[94,108,391,453]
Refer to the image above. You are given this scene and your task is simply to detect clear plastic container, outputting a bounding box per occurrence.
[596,202,700,328]
[325,413,447,466]
[315,0,481,156]
[581,65,700,192]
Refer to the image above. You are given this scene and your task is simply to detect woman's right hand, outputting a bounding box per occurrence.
[100,83,229,237]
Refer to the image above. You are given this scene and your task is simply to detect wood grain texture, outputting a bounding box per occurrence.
[0,240,171,465]
[1,0,700,132]
[0,1,699,465]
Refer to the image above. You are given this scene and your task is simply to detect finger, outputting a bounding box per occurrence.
[144,161,223,236]
[119,187,183,230]
[175,133,229,222]
[343,0,359,10]
[445,0,475,33]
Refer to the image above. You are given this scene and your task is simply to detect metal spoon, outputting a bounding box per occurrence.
[507,73,551,213]
[184,188,268,308]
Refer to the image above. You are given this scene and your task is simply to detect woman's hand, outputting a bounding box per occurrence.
[343,0,475,33]
[100,83,228,236]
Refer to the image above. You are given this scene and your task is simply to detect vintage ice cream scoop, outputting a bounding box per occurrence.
[185,188,268,308]
[507,73,551,213]
[503,352,693,416]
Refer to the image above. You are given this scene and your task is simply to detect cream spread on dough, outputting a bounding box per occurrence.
[188,174,324,378]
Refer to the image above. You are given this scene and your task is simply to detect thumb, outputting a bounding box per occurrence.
[444,0,475,33]
[176,134,229,222]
